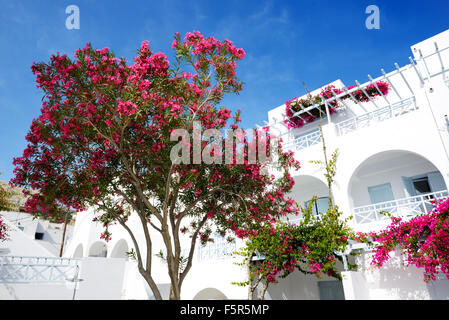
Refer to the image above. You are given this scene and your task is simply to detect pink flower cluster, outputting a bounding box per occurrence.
[117,100,138,116]
[366,196,449,282]
[181,31,245,60]
[284,81,390,129]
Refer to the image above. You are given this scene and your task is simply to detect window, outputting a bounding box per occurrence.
[305,197,329,216]
[403,172,446,198]
[412,177,432,195]
[412,176,435,212]
[318,281,345,300]
[34,232,44,240]
[368,183,394,204]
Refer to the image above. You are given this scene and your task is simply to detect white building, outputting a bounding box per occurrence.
[264,28,449,300]
[2,29,449,300]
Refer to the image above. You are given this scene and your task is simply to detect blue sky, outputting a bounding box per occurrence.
[1,0,449,182]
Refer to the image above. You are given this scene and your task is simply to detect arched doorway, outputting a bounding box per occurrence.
[88,241,108,257]
[110,239,129,259]
[193,288,228,300]
[285,175,330,222]
[72,243,83,258]
[348,150,448,224]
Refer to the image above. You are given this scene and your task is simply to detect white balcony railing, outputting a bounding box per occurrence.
[353,190,448,225]
[0,256,80,283]
[282,96,417,152]
[336,97,417,136]
[198,238,236,261]
[284,129,322,152]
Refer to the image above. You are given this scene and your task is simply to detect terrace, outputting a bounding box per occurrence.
[268,41,449,152]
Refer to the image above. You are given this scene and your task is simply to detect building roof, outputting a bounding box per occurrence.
[0,211,74,257]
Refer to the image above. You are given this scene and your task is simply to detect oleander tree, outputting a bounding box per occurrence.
[11,31,302,300]
[356,196,449,282]
[234,127,356,300]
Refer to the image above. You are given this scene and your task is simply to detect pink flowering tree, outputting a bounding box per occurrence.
[357,197,449,282]
[11,31,301,300]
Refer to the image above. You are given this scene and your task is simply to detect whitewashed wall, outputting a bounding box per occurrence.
[342,250,431,300]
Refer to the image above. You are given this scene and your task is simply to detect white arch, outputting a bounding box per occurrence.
[350,149,445,180]
[110,239,129,259]
[193,288,228,300]
[288,175,329,203]
[72,243,83,258]
[88,241,108,257]
[285,174,330,219]
[347,149,447,209]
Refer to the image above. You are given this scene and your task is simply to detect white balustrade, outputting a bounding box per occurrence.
[198,237,236,261]
[336,97,417,136]
[284,129,322,152]
[0,255,80,283]
[283,96,417,151]
[353,190,448,224]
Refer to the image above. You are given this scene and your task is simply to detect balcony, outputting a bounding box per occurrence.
[0,255,80,283]
[197,236,236,261]
[336,97,417,136]
[269,47,446,152]
[353,190,448,225]
[283,129,322,151]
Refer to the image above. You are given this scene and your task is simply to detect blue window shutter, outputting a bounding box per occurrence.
[427,171,447,192]
[368,183,394,204]
[316,197,329,214]
[401,176,416,197]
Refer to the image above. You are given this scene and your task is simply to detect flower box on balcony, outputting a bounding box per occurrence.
[284,82,390,129]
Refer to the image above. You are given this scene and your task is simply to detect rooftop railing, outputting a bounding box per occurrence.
[264,41,449,149]
[283,129,322,151]
[336,97,417,136]
[0,255,80,283]
[353,190,448,225]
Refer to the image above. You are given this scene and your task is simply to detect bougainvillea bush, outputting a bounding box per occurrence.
[11,31,302,299]
[357,196,449,282]
[284,81,390,129]
[234,198,356,300]
[234,136,355,300]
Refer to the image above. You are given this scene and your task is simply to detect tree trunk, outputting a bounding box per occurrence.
[59,212,69,257]
[139,269,163,300]
[169,284,181,300]
[257,280,269,300]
